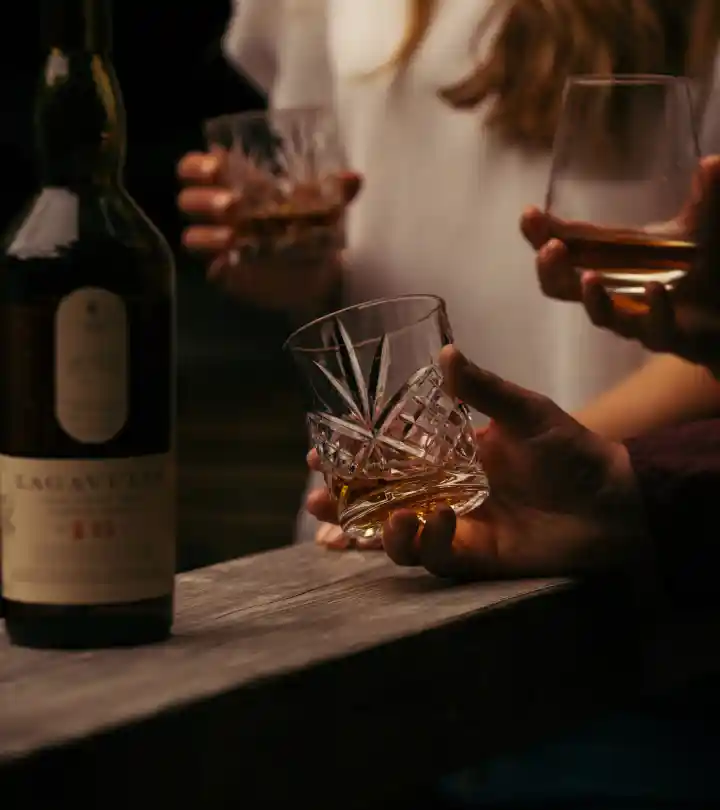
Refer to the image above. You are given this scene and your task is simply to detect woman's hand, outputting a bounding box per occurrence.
[177,150,362,314]
[307,346,649,579]
[521,157,720,378]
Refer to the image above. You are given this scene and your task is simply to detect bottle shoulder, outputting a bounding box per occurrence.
[4,186,171,255]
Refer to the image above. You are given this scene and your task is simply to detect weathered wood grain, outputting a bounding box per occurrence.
[0,544,716,809]
[0,546,567,756]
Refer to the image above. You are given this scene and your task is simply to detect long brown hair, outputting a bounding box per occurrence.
[390,0,720,149]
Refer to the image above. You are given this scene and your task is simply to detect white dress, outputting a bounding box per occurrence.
[223,0,720,542]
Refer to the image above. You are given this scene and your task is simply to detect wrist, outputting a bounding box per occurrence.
[602,442,662,603]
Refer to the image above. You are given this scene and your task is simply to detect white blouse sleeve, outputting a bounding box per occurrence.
[222,0,282,94]
[700,49,720,156]
[222,1,335,108]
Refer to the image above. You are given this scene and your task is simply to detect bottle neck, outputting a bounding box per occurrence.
[36,0,125,189]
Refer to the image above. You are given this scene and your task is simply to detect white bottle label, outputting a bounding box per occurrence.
[55,287,128,444]
[1,454,175,605]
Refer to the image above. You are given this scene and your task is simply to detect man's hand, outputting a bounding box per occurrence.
[307,345,649,580]
[521,157,720,378]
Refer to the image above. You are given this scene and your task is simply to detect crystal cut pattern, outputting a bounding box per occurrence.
[204,109,346,268]
[309,318,480,485]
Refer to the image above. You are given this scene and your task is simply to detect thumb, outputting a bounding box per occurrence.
[520,206,562,250]
[340,172,363,206]
[680,155,720,233]
[440,346,555,435]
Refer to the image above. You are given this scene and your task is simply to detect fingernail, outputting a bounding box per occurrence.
[542,239,565,255]
[200,155,219,175]
[451,348,470,373]
[441,343,468,366]
[318,525,351,550]
[212,191,235,213]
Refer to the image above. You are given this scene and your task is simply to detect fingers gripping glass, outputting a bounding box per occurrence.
[545,75,701,311]
[204,107,347,270]
[285,296,490,544]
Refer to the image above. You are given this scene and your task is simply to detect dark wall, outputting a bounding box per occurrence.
[0,0,264,241]
[114,0,265,249]
[0,2,41,229]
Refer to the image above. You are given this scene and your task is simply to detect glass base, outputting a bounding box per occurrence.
[338,469,490,545]
[580,267,686,293]
[578,268,687,314]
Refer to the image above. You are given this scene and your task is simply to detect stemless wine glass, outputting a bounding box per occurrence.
[204,107,347,275]
[285,296,490,544]
[546,75,701,310]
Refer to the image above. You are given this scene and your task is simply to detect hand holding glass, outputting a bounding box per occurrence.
[285,296,490,544]
[546,75,700,310]
[204,107,347,288]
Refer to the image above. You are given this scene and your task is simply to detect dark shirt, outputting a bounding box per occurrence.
[625,419,720,607]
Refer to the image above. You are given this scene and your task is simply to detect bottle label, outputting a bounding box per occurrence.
[55,287,128,444]
[1,453,175,605]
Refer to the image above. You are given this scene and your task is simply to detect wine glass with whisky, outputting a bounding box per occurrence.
[204,107,347,287]
[546,75,700,311]
[285,295,490,545]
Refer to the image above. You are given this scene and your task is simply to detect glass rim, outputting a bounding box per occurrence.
[565,73,693,88]
[205,105,336,129]
[283,294,447,354]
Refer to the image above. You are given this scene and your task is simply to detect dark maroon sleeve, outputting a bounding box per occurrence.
[624,419,720,608]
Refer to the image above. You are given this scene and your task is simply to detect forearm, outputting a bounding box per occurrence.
[218,247,343,324]
[286,258,344,327]
[574,354,720,440]
[625,419,720,609]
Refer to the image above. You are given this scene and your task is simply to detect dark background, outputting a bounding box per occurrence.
[0,1,309,569]
[0,0,262,239]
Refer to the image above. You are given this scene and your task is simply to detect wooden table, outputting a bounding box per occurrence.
[1,545,719,810]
